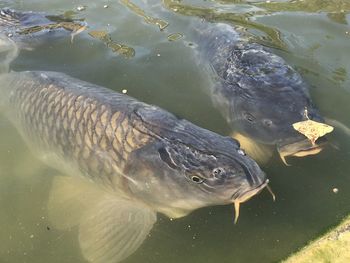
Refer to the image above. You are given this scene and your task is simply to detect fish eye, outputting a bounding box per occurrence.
[262,119,273,127]
[243,112,255,122]
[237,149,246,156]
[212,167,226,179]
[191,175,204,184]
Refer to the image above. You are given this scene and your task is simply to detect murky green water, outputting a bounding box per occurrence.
[0,0,349,262]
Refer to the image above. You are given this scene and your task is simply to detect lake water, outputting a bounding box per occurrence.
[0,0,349,262]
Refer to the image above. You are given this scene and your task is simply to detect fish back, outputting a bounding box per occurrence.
[1,71,153,189]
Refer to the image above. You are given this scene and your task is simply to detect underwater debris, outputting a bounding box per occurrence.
[89,30,135,58]
[120,0,168,30]
[167,33,183,41]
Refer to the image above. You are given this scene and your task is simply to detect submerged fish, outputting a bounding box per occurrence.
[194,23,327,165]
[0,8,85,48]
[0,24,269,262]
[0,70,268,262]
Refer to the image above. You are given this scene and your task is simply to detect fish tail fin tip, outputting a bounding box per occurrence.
[0,9,20,28]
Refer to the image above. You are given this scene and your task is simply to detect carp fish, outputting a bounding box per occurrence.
[0,9,270,263]
[194,23,327,165]
[0,8,86,48]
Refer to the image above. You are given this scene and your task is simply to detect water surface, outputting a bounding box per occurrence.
[0,0,349,262]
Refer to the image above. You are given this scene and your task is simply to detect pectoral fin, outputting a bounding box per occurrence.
[79,198,157,263]
[231,132,273,164]
[47,175,104,229]
[48,175,157,263]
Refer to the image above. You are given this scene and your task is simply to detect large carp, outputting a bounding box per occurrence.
[194,23,327,164]
[0,10,270,263]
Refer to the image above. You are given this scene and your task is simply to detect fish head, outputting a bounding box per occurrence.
[124,117,268,219]
[232,80,327,163]
[159,139,268,203]
[216,43,328,163]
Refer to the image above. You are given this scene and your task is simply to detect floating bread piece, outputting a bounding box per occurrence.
[292,119,334,145]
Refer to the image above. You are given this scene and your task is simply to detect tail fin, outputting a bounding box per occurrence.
[0,8,87,50]
[0,9,20,28]
[0,8,54,32]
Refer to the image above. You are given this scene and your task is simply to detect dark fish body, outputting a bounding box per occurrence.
[0,8,84,48]
[194,23,326,162]
[0,8,50,30]
[0,70,269,262]
[0,70,267,215]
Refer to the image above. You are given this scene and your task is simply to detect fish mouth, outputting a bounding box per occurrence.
[231,179,274,224]
[277,137,327,166]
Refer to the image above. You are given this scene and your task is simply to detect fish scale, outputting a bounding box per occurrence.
[4,71,153,188]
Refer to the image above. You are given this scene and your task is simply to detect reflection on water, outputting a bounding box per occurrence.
[121,0,169,30]
[256,0,350,14]
[0,0,350,263]
[88,30,135,58]
[163,0,287,49]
